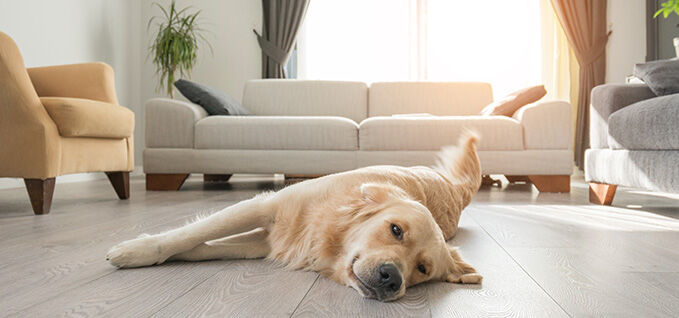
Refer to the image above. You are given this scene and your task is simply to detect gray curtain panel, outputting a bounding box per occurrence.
[255,0,310,79]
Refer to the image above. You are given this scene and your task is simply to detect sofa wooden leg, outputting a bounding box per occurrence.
[284,174,324,179]
[24,178,56,215]
[106,171,130,199]
[203,174,232,183]
[527,175,570,193]
[505,175,531,184]
[589,182,617,205]
[481,175,501,187]
[146,173,189,191]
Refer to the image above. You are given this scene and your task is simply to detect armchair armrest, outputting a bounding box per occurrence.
[513,101,572,150]
[27,62,118,104]
[145,98,208,148]
[589,84,656,149]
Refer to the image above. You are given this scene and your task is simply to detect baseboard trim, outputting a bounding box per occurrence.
[0,166,143,190]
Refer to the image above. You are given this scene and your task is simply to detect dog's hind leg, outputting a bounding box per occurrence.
[107,193,276,268]
[170,228,270,261]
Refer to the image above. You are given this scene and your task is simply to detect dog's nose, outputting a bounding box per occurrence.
[378,263,402,292]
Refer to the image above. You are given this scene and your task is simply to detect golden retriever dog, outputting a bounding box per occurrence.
[107,133,483,302]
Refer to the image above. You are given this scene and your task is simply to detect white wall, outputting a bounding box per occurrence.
[606,0,647,83]
[0,0,142,123]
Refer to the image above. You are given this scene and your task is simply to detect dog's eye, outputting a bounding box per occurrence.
[417,263,427,274]
[390,224,402,239]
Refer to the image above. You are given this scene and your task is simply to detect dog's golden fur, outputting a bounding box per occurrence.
[107,133,482,301]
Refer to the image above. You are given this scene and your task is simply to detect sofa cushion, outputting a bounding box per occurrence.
[359,116,523,151]
[174,79,251,116]
[41,97,134,138]
[608,94,679,150]
[480,85,546,116]
[633,58,679,96]
[242,80,368,123]
[195,116,359,150]
[369,82,493,117]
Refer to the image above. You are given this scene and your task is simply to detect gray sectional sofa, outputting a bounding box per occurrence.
[586,83,679,205]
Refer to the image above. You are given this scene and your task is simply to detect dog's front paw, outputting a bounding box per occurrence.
[106,235,168,268]
[459,273,483,284]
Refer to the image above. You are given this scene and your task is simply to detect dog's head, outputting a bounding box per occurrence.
[340,183,481,302]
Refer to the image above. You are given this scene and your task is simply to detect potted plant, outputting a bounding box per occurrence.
[654,0,679,57]
[148,1,211,98]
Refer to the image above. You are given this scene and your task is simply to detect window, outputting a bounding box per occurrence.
[297,0,543,98]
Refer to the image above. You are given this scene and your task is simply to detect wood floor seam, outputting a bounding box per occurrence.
[468,211,574,318]
[289,274,320,317]
[145,264,229,318]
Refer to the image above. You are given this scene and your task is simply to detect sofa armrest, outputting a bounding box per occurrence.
[513,101,572,150]
[145,98,208,148]
[590,84,656,149]
[27,62,119,104]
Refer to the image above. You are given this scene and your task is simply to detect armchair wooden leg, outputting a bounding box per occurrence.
[106,172,130,199]
[203,174,232,183]
[146,173,190,191]
[24,178,56,215]
[589,182,617,205]
[527,175,570,193]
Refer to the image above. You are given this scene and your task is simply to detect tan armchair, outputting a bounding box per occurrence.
[0,31,134,215]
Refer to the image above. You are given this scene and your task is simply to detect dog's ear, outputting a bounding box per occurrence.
[444,246,482,284]
[360,183,393,204]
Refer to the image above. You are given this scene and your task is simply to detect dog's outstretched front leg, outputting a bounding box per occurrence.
[170,228,271,261]
[107,194,274,268]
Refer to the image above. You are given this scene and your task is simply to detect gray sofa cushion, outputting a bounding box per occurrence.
[174,79,251,116]
[589,84,656,149]
[633,58,679,96]
[608,94,679,150]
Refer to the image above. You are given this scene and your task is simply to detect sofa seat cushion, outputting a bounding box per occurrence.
[195,116,359,150]
[359,116,523,150]
[41,97,134,138]
[608,94,679,150]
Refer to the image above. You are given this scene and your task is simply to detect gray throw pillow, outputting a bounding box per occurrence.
[633,58,679,96]
[174,79,251,116]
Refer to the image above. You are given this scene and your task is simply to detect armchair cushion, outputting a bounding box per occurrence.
[41,97,134,139]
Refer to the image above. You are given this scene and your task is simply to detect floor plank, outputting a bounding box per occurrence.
[470,203,679,317]
[291,274,430,317]
[427,214,568,318]
[152,260,318,317]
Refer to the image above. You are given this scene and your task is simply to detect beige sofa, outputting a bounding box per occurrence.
[144,80,572,191]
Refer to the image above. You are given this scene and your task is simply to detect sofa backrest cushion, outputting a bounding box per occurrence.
[369,82,493,117]
[242,80,368,123]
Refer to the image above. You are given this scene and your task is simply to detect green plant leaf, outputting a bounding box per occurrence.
[148,0,212,97]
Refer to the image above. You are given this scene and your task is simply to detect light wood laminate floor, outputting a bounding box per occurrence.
[0,175,678,317]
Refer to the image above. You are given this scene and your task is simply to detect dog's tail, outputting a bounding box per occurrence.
[434,130,482,195]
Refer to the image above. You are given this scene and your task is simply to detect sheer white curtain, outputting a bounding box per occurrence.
[297,0,549,99]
